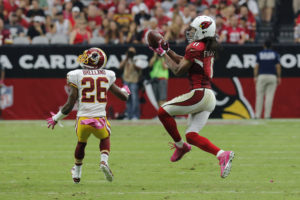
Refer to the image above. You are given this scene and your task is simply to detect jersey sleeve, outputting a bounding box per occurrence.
[66,70,78,88]
[106,70,116,87]
[184,43,204,62]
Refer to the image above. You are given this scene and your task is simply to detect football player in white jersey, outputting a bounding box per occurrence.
[46,47,131,183]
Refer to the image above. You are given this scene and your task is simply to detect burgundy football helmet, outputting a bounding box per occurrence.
[77,47,107,69]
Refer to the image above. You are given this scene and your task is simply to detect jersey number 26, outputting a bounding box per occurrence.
[81,77,108,103]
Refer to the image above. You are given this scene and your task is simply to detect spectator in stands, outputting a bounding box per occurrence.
[69,18,91,44]
[26,0,45,19]
[164,15,185,44]
[294,0,300,16]
[294,14,300,43]
[220,15,246,44]
[125,22,140,43]
[254,40,281,119]
[238,17,250,42]
[15,8,30,29]
[258,0,275,23]
[105,20,124,44]
[45,14,55,34]
[39,0,49,13]
[155,6,170,29]
[209,5,218,19]
[27,16,46,42]
[149,53,169,107]
[134,3,151,34]
[52,11,70,36]
[238,5,256,42]
[131,0,149,16]
[0,1,5,20]
[98,18,110,38]
[120,47,141,120]
[181,5,192,25]
[87,4,102,30]
[69,6,82,29]
[72,0,84,11]
[63,0,73,20]
[3,0,18,20]
[113,2,133,34]
[5,12,25,39]
[0,18,11,45]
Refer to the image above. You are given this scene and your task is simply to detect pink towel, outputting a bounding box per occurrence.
[80,118,105,129]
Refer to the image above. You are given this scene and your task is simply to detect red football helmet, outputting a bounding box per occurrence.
[77,47,107,69]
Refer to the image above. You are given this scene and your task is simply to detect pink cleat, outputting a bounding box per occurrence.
[218,151,235,178]
[169,142,191,162]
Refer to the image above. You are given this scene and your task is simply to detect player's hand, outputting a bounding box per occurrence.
[121,85,131,95]
[47,112,57,129]
[149,39,168,56]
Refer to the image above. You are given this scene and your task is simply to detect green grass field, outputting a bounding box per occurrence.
[0,119,300,200]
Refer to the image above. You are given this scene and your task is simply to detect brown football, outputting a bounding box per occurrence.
[146,30,164,49]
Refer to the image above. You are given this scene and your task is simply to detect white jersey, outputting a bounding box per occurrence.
[67,69,116,117]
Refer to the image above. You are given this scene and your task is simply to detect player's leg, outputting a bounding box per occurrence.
[158,89,209,162]
[71,117,92,183]
[131,82,140,120]
[185,111,235,178]
[264,75,277,118]
[255,75,266,119]
[92,118,114,182]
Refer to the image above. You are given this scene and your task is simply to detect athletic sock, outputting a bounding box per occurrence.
[158,107,182,142]
[186,132,220,155]
[216,150,225,158]
[175,140,184,148]
[101,153,109,164]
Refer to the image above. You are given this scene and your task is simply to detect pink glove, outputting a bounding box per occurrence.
[80,118,106,129]
[149,39,170,56]
[121,85,131,95]
[149,43,166,56]
[47,112,57,129]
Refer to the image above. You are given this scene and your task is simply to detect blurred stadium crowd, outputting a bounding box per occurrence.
[0,0,299,45]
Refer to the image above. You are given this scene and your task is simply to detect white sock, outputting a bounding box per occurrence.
[101,153,109,164]
[216,150,225,158]
[175,140,184,148]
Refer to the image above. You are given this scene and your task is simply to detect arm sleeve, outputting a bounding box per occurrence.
[66,71,78,88]
[184,46,201,62]
[107,70,116,87]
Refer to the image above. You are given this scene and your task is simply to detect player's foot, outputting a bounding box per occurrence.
[100,161,113,182]
[71,165,82,184]
[169,142,191,162]
[218,151,235,178]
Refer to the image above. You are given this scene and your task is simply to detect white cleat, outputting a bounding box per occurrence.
[100,161,113,182]
[71,165,82,184]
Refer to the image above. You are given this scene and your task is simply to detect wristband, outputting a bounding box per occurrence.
[52,110,67,122]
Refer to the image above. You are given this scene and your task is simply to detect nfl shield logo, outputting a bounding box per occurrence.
[0,85,14,109]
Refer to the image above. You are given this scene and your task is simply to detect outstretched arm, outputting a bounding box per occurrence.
[164,54,192,76]
[166,50,183,64]
[60,85,78,115]
[47,85,78,129]
[109,83,130,101]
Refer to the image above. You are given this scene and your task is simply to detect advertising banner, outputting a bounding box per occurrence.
[0,44,299,119]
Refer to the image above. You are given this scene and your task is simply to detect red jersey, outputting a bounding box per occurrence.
[184,41,215,90]
[221,26,245,43]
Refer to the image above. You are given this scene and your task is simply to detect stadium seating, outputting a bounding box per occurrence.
[32,36,49,44]
[90,37,105,44]
[50,34,69,44]
[13,37,30,45]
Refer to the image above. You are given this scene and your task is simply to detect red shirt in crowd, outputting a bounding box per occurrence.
[3,0,18,19]
[221,26,245,43]
[73,29,90,44]
[88,16,103,26]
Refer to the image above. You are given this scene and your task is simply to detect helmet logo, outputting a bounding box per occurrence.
[200,21,212,29]
[90,52,100,64]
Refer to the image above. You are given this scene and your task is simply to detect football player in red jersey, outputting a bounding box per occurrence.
[149,15,235,178]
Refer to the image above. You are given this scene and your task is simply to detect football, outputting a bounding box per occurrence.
[146,30,164,49]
